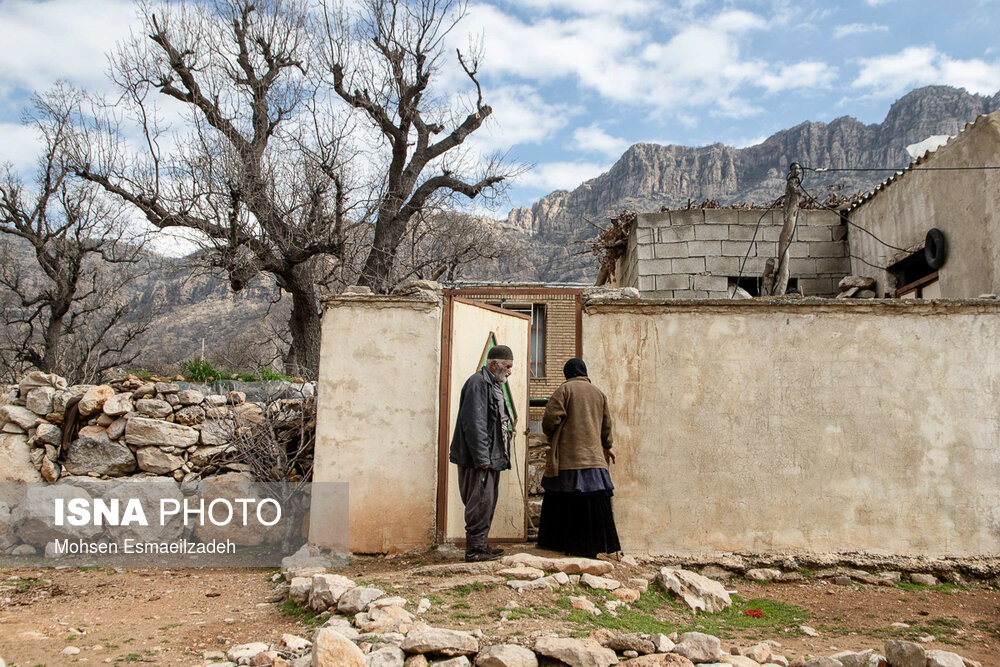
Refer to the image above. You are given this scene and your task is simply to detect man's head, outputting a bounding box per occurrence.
[486,345,514,383]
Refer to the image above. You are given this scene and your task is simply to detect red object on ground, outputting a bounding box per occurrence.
[745,608,764,618]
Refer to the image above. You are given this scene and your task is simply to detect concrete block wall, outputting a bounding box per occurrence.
[634,209,850,298]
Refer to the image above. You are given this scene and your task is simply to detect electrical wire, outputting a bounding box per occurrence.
[803,165,1000,172]
[731,195,784,298]
[797,181,910,253]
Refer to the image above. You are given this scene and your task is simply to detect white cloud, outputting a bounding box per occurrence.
[518,161,608,192]
[470,86,578,153]
[571,124,630,157]
[834,23,889,39]
[0,0,135,97]
[0,122,43,173]
[503,0,654,17]
[853,46,1000,97]
[865,0,896,5]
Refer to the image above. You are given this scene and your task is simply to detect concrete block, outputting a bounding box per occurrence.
[795,226,832,241]
[693,275,729,292]
[638,244,654,260]
[672,290,701,299]
[641,258,674,274]
[636,228,654,244]
[809,241,847,258]
[740,256,769,274]
[832,224,849,241]
[722,240,755,257]
[703,209,740,225]
[816,257,851,274]
[687,240,722,256]
[789,258,818,274]
[670,209,704,226]
[759,226,782,242]
[659,225,696,242]
[798,277,836,295]
[671,257,707,273]
[738,209,775,226]
[694,225,730,240]
[656,274,691,291]
[637,212,670,228]
[790,242,811,258]
[705,256,740,274]
[645,290,673,299]
[638,275,655,292]
[654,242,690,259]
[707,290,730,299]
[728,224,764,241]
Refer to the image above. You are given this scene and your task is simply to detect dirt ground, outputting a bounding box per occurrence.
[2,545,999,666]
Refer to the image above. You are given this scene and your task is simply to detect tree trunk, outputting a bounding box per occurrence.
[773,163,803,296]
[357,213,408,293]
[283,276,322,379]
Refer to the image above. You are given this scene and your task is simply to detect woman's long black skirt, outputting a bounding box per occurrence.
[536,490,621,558]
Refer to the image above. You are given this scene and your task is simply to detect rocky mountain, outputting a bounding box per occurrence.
[509,86,1000,281]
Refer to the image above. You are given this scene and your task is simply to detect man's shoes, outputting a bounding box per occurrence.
[487,546,504,557]
[464,549,501,562]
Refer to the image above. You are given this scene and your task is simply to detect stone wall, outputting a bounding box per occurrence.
[620,209,850,298]
[583,296,1000,557]
[0,371,303,485]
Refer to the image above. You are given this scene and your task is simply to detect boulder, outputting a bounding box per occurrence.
[18,370,67,396]
[289,577,314,605]
[312,628,365,666]
[367,646,406,666]
[533,637,617,666]
[499,567,546,579]
[190,444,229,467]
[102,392,133,417]
[79,385,115,415]
[125,417,200,447]
[25,386,57,415]
[355,604,414,633]
[175,405,206,426]
[430,659,470,667]
[228,642,271,665]
[838,275,876,291]
[205,394,228,406]
[883,640,924,667]
[613,587,641,602]
[136,447,185,474]
[177,389,205,405]
[581,573,622,590]
[719,656,761,667]
[35,422,62,446]
[199,421,231,445]
[908,573,938,586]
[803,659,843,667]
[0,405,42,430]
[0,434,43,482]
[604,633,655,655]
[745,568,782,582]
[924,650,965,667]
[672,632,723,663]
[740,644,772,664]
[40,455,61,482]
[337,586,385,615]
[133,382,156,399]
[309,573,358,611]
[13,482,103,543]
[569,596,601,615]
[278,634,312,654]
[619,655,693,666]
[474,643,538,666]
[500,552,613,575]
[829,650,872,667]
[107,416,128,441]
[64,426,137,476]
[135,398,174,419]
[657,569,732,614]
[155,382,180,394]
[400,628,478,656]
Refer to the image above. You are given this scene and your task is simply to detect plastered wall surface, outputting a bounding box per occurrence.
[849,113,1000,297]
[445,300,529,541]
[312,295,442,554]
[584,298,1000,557]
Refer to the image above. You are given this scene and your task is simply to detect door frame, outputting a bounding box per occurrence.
[435,295,531,544]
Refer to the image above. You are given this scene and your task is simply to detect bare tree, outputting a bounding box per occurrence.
[323,0,511,292]
[762,164,803,296]
[0,96,156,383]
[64,0,512,378]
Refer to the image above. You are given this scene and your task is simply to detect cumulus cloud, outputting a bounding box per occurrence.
[571,124,630,157]
[503,0,654,17]
[0,122,43,172]
[518,161,609,192]
[469,85,578,153]
[834,23,889,39]
[853,46,1000,96]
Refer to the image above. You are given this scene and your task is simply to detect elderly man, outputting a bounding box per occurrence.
[449,345,514,562]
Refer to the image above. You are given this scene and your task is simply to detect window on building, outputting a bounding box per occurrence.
[493,302,546,378]
[889,251,939,298]
[727,276,798,297]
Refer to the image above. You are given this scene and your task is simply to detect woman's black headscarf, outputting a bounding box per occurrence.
[563,358,588,379]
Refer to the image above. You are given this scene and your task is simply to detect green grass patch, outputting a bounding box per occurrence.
[452,582,489,597]
[452,601,470,609]
[279,599,326,629]
[426,594,445,605]
[677,597,809,639]
[181,358,229,382]
[11,577,43,594]
[973,619,1000,641]
[895,581,962,594]
[868,617,966,646]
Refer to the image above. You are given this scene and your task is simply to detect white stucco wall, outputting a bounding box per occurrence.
[312,295,442,554]
[848,112,1000,297]
[584,298,1000,557]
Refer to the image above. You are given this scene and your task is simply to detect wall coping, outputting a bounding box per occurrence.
[321,294,441,310]
[584,296,1000,315]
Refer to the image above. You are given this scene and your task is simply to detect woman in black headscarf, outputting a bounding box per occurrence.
[536,358,621,558]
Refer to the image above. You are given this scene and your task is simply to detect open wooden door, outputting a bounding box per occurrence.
[437,297,530,544]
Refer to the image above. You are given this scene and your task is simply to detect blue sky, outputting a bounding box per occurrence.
[1,0,998,214]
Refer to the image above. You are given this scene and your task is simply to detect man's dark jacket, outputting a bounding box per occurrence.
[449,367,512,471]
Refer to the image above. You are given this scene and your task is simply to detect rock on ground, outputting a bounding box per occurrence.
[366,646,406,667]
[337,587,385,615]
[657,569,732,614]
[745,568,782,581]
[474,643,539,666]
[533,637,618,667]
[883,640,925,667]
[672,632,723,663]
[501,552,614,575]
[619,655,694,666]
[227,643,270,665]
[400,629,478,656]
[829,649,872,667]
[311,628,365,666]
[309,574,357,611]
[924,650,966,667]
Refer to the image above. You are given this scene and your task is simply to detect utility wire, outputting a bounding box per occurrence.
[803,165,1000,172]
[797,181,909,253]
[731,195,784,299]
